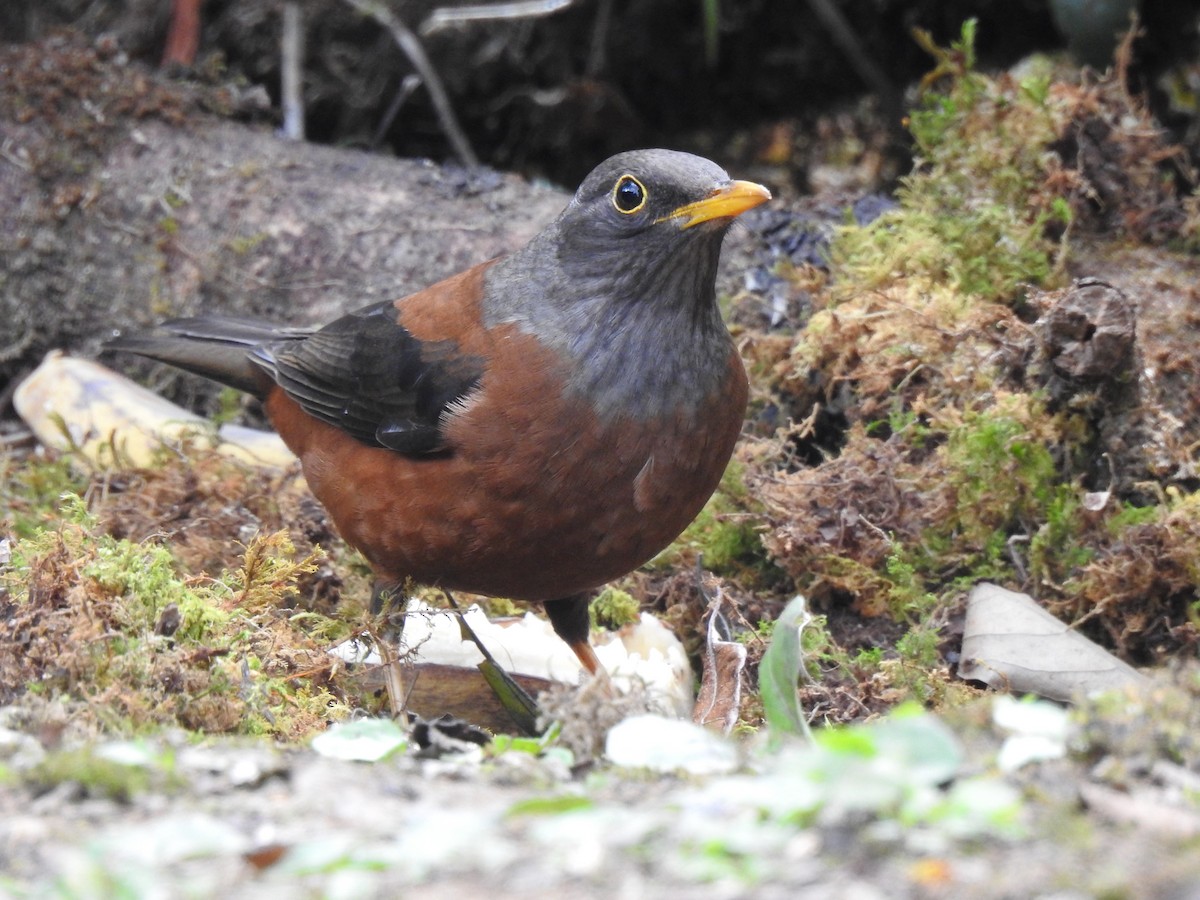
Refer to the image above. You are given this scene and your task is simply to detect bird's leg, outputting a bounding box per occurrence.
[369,577,410,720]
[370,576,410,639]
[370,577,404,615]
[543,593,604,676]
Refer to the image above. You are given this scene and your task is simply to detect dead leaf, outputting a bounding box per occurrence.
[958,583,1149,701]
[691,584,747,734]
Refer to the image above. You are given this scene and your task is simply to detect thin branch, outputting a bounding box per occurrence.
[280,1,305,141]
[804,0,903,131]
[586,0,612,77]
[372,73,422,149]
[420,0,575,36]
[342,0,479,168]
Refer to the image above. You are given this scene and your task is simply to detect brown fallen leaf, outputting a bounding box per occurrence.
[243,843,288,871]
[691,581,747,734]
[958,583,1149,702]
[345,660,559,735]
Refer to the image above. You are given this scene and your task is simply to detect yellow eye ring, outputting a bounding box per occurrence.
[611,174,647,214]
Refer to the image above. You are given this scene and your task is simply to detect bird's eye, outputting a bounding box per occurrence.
[611,175,647,214]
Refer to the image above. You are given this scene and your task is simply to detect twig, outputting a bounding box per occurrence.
[586,0,612,76]
[342,0,479,168]
[161,0,205,68]
[280,2,305,141]
[420,0,575,36]
[804,0,903,131]
[372,74,422,149]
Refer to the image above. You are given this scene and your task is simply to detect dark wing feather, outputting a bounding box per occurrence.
[252,302,485,455]
[106,317,321,397]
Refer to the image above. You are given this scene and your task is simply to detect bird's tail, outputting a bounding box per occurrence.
[106,316,313,398]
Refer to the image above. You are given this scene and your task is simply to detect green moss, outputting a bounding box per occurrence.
[210,386,247,427]
[935,401,1068,574]
[2,498,343,740]
[1029,489,1092,583]
[0,453,89,539]
[227,529,321,613]
[894,626,940,670]
[162,187,188,210]
[474,595,521,618]
[1105,501,1159,533]
[591,586,639,630]
[882,550,939,622]
[85,540,230,639]
[853,646,884,669]
[1075,675,1200,772]
[225,232,267,255]
[831,19,1070,306]
[743,616,775,644]
[26,746,175,802]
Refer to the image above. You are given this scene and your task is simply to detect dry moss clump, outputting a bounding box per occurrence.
[0,492,353,739]
[93,448,348,613]
[748,21,1200,696]
[1056,491,1200,660]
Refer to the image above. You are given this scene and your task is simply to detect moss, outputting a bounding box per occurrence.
[0,496,349,740]
[226,232,267,256]
[84,537,230,640]
[0,452,89,539]
[591,586,639,630]
[936,399,1065,566]
[758,22,1200,721]
[1058,488,1200,655]
[831,20,1070,306]
[881,550,939,623]
[472,595,522,618]
[209,387,247,427]
[26,747,159,802]
[1074,670,1200,772]
[228,530,322,614]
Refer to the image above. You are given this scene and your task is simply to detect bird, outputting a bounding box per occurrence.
[107,149,770,676]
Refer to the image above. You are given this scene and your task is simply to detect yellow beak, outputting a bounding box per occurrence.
[665,180,771,228]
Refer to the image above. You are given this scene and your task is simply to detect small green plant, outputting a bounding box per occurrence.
[758,595,815,745]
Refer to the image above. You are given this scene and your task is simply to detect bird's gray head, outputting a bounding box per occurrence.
[555,149,768,284]
[486,149,769,419]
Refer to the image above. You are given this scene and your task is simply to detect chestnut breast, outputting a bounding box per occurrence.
[265,263,748,601]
